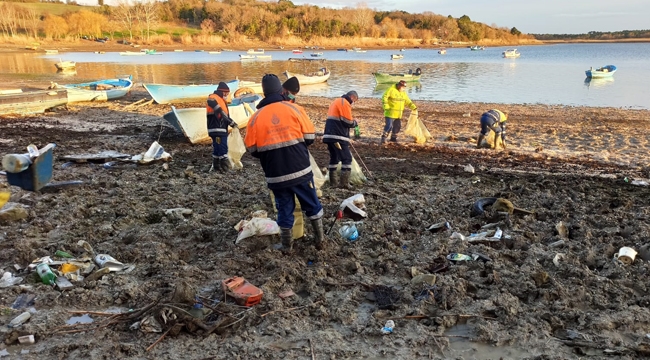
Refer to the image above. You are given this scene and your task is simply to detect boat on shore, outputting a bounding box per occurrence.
[247,49,264,55]
[45,49,58,55]
[162,94,262,144]
[372,68,422,84]
[502,49,520,58]
[52,76,134,103]
[0,88,68,115]
[283,68,331,85]
[54,60,76,70]
[586,65,617,78]
[391,54,404,60]
[120,51,146,56]
[143,79,240,104]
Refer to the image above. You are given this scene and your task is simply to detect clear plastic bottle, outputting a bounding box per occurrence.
[338,223,359,241]
[1,154,31,173]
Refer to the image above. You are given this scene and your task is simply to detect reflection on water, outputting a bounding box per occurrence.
[0,43,649,109]
[56,69,77,77]
[584,77,615,89]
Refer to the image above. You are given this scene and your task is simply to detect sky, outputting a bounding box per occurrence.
[290,0,650,34]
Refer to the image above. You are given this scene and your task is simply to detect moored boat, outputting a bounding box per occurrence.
[52,76,134,103]
[292,49,303,54]
[283,68,331,85]
[310,52,323,57]
[143,79,241,104]
[54,60,76,70]
[438,48,447,55]
[502,49,520,58]
[0,88,68,115]
[247,49,264,55]
[372,68,422,84]
[162,94,262,144]
[391,54,404,60]
[585,65,617,78]
[120,51,146,56]
[45,49,58,55]
[239,54,256,60]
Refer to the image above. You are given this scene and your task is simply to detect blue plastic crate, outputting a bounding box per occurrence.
[6,144,55,192]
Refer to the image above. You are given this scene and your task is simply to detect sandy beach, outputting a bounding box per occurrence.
[1,84,650,359]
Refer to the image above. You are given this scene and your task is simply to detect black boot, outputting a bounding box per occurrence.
[220,158,230,172]
[310,218,325,250]
[329,169,339,188]
[210,157,220,172]
[339,171,352,189]
[279,227,293,251]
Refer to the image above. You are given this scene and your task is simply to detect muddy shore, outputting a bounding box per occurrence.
[1,86,650,359]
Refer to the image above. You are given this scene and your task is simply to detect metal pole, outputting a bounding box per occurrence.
[349,141,373,180]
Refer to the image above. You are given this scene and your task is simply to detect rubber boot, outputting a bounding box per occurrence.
[210,157,220,172]
[310,218,325,250]
[476,134,485,149]
[279,227,293,252]
[220,158,230,172]
[329,170,339,188]
[380,135,387,145]
[340,171,352,189]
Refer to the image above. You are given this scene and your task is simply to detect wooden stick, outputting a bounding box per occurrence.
[309,338,315,360]
[260,301,322,318]
[146,327,172,352]
[124,98,146,108]
[67,310,123,316]
[135,99,154,108]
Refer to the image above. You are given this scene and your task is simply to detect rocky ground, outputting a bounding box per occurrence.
[1,87,650,359]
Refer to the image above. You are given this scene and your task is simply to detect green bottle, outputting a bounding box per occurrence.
[354,125,361,139]
[36,263,56,285]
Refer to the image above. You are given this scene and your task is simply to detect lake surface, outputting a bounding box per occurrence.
[1,43,649,109]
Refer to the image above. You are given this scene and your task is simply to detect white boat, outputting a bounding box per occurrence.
[45,49,58,54]
[247,49,264,55]
[283,68,331,85]
[438,49,447,55]
[54,60,76,70]
[586,65,617,78]
[208,51,221,54]
[174,49,184,52]
[391,54,404,60]
[502,49,520,58]
[53,76,134,103]
[162,94,262,144]
[238,80,263,95]
[400,48,406,52]
[255,55,272,60]
[240,54,256,60]
[120,51,146,56]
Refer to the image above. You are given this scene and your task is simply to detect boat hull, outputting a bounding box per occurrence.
[143,80,240,104]
[162,94,262,144]
[586,65,617,78]
[63,78,134,103]
[0,89,68,115]
[283,70,330,85]
[373,73,421,84]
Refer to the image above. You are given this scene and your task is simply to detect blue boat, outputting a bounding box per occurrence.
[58,76,134,103]
[586,65,616,78]
[143,79,240,104]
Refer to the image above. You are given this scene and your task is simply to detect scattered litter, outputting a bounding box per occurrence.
[139,315,162,333]
[0,202,29,224]
[18,335,35,344]
[9,312,31,328]
[447,253,491,263]
[373,285,401,309]
[77,240,95,255]
[55,276,74,290]
[470,197,497,217]
[450,232,465,241]
[411,274,436,286]
[61,150,131,163]
[36,263,56,285]
[462,112,471,117]
[631,180,649,186]
[55,250,74,259]
[222,276,263,307]
[278,289,296,299]
[414,285,439,301]
[548,240,565,248]
[376,157,406,162]
[234,216,280,244]
[131,141,172,164]
[11,294,36,310]
[471,176,480,184]
[59,263,80,274]
[339,194,367,221]
[338,223,360,241]
[553,253,565,267]
[492,228,503,239]
[0,271,23,288]
[84,267,110,282]
[464,164,475,173]
[426,221,450,233]
[614,246,637,265]
[381,320,395,335]
[164,208,193,220]
[94,254,125,272]
[556,221,569,238]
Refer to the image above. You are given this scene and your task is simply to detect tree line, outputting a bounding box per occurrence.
[533,30,650,41]
[0,0,532,44]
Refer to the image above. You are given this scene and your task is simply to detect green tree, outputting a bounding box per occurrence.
[510,27,521,36]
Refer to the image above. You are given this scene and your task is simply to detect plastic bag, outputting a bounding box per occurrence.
[228,128,246,169]
[309,152,326,197]
[403,111,432,144]
[327,156,367,186]
[234,217,280,244]
[485,130,505,149]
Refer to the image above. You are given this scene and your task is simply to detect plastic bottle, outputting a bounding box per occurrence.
[1,154,31,173]
[354,125,361,139]
[9,312,31,328]
[338,224,359,241]
[36,263,57,285]
[27,144,40,159]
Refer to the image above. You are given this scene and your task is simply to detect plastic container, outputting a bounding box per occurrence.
[338,224,359,241]
[2,154,31,173]
[36,263,57,285]
[9,311,31,328]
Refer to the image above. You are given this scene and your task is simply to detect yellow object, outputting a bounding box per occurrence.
[494,109,507,122]
[59,263,80,274]
[381,84,416,119]
[269,192,304,240]
[0,191,9,208]
[403,111,432,144]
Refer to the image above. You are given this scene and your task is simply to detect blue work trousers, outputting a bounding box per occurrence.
[382,117,401,140]
[211,135,228,159]
[272,177,323,229]
[327,142,352,172]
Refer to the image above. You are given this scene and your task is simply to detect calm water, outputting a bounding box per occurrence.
[1,43,649,109]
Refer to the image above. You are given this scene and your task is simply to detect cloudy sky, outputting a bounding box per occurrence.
[291,0,650,34]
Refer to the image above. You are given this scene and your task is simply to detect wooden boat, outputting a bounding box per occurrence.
[310,52,323,57]
[120,51,146,56]
[208,51,221,54]
[283,68,330,85]
[288,57,326,62]
[162,94,262,144]
[142,79,241,104]
[45,49,58,55]
[502,49,520,58]
[292,49,303,54]
[247,49,264,55]
[372,68,422,84]
[239,55,256,60]
[438,48,447,55]
[53,76,134,103]
[586,65,616,78]
[391,54,404,60]
[0,88,68,116]
[54,60,76,70]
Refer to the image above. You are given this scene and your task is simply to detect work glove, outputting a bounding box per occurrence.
[232,122,239,129]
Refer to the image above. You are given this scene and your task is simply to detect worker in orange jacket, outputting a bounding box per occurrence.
[323,91,358,189]
[206,82,238,172]
[244,74,324,251]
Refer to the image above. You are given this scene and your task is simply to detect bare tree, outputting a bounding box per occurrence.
[0,3,20,37]
[353,2,374,37]
[24,8,41,39]
[113,0,136,41]
[138,0,159,42]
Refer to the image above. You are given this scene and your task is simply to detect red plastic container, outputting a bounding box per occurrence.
[222,276,263,307]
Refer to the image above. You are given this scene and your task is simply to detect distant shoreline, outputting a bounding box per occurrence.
[541,38,650,44]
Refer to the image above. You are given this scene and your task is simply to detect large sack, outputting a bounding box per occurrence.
[403,111,432,144]
[228,128,246,169]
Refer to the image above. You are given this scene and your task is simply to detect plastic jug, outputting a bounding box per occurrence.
[338,224,359,241]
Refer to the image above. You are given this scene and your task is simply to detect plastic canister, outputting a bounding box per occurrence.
[9,312,31,327]
[338,224,359,241]
[36,263,57,285]
[2,154,31,173]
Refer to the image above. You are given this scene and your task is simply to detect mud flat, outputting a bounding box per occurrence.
[1,88,650,359]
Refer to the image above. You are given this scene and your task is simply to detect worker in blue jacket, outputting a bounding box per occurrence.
[477,109,507,149]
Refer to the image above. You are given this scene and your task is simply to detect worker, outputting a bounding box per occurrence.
[207,82,238,172]
[323,91,359,189]
[380,80,417,144]
[476,109,508,149]
[282,76,300,103]
[244,74,325,251]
